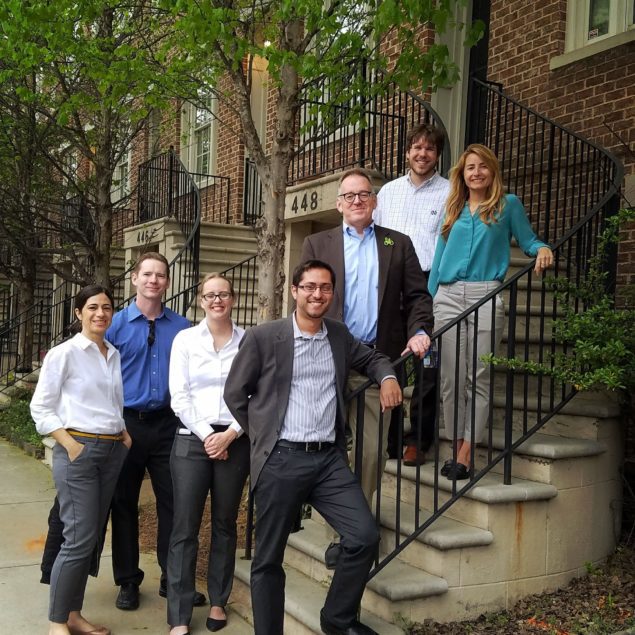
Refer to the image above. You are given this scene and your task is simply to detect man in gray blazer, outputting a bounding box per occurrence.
[224,259,401,635]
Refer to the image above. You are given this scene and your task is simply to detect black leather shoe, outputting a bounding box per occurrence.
[320,614,378,635]
[324,542,341,570]
[447,462,470,481]
[440,459,455,476]
[159,580,207,606]
[116,583,139,610]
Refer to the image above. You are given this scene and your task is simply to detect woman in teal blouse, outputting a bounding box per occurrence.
[429,144,553,480]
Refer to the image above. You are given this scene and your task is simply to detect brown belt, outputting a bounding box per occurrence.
[68,429,124,441]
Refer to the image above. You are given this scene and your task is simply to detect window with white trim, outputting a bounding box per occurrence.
[565,0,634,51]
[181,96,218,180]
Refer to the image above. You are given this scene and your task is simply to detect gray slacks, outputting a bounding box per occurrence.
[433,281,505,444]
[50,437,127,622]
[166,432,250,627]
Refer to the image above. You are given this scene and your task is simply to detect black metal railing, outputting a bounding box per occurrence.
[347,78,623,580]
[289,66,450,183]
[0,151,203,392]
[243,158,263,225]
[241,78,623,580]
[137,149,230,225]
[166,254,258,329]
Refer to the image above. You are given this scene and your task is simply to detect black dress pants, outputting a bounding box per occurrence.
[110,408,178,586]
[251,444,379,635]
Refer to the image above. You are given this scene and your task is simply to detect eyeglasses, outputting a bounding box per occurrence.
[202,292,233,302]
[337,190,373,203]
[147,319,156,347]
[296,283,334,294]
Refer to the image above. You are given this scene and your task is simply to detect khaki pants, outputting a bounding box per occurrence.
[433,281,505,444]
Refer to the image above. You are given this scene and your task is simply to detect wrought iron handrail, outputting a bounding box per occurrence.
[163,254,258,329]
[0,151,203,392]
[243,158,263,226]
[351,78,623,580]
[242,78,623,582]
[289,65,451,183]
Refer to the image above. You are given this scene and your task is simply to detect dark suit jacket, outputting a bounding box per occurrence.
[223,316,395,489]
[300,224,433,361]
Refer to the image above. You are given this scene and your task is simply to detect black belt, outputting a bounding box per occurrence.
[361,342,376,349]
[124,406,173,420]
[276,439,333,453]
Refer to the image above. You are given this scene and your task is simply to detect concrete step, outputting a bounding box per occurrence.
[285,518,447,606]
[233,555,404,635]
[382,460,558,529]
[377,498,493,583]
[477,429,607,485]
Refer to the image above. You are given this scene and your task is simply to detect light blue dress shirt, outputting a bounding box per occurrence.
[342,222,379,344]
[428,194,549,296]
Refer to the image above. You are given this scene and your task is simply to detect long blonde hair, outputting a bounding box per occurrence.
[441,144,505,240]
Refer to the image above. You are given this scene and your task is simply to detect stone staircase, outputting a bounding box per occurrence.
[227,388,621,632]
[225,246,623,632]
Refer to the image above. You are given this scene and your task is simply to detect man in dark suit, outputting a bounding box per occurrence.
[300,168,433,506]
[224,259,401,635]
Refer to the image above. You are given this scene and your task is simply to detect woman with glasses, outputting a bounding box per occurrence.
[166,273,249,635]
[31,285,132,635]
[428,144,553,481]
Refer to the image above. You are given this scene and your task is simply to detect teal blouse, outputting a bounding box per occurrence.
[428,194,549,296]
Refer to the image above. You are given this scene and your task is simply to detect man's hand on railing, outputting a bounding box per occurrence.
[379,377,402,412]
[402,332,431,359]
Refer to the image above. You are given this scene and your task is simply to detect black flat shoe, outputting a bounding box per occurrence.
[440,459,455,476]
[447,462,470,481]
[206,616,227,632]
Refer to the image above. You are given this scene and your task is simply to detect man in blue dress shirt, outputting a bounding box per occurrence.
[300,168,434,564]
[107,252,202,610]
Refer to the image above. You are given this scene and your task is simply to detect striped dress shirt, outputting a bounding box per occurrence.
[374,171,450,271]
[280,314,337,442]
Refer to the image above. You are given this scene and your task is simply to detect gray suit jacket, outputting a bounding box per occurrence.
[300,224,433,361]
[223,316,395,489]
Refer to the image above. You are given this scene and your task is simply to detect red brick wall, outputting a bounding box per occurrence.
[488,0,634,301]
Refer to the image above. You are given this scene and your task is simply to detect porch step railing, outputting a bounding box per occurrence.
[352,77,623,580]
[0,151,204,392]
[289,65,451,184]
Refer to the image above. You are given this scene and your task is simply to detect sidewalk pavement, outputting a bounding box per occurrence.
[0,438,253,634]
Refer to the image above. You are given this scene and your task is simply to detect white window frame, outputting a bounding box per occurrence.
[181,97,218,181]
[552,0,635,68]
[111,149,131,202]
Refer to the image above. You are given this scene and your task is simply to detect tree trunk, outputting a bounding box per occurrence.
[253,19,303,322]
[93,108,114,291]
[16,268,35,373]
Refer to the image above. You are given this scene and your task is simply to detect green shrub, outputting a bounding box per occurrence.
[0,389,42,449]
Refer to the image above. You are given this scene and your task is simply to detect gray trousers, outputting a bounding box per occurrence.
[166,432,250,627]
[50,437,127,622]
[433,281,505,445]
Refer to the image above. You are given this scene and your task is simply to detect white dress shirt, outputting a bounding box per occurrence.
[169,319,245,441]
[30,333,125,436]
[374,171,450,271]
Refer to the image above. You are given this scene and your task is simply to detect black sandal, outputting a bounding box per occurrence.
[440,459,455,476]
